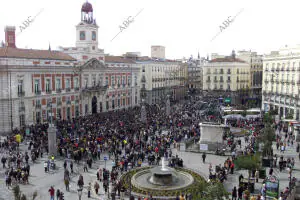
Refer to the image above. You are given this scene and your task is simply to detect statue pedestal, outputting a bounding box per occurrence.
[48,125,57,156]
[199,122,226,151]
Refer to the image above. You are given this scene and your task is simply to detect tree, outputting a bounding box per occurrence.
[234,153,261,183]
[258,123,275,158]
[263,113,273,124]
[13,185,37,200]
[192,181,229,200]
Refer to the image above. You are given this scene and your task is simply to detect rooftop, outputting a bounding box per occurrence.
[0,47,76,61]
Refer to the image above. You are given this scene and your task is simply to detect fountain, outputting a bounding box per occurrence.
[130,157,195,192]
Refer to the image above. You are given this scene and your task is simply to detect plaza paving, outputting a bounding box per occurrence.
[0,136,299,200]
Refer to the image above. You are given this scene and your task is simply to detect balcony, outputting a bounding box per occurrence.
[220,79,224,83]
[75,100,79,104]
[46,90,52,94]
[56,88,62,93]
[286,68,290,72]
[35,104,41,109]
[74,87,79,91]
[220,71,224,74]
[19,106,25,112]
[35,90,41,95]
[206,80,211,83]
[66,100,71,105]
[227,71,231,74]
[214,80,218,83]
[17,91,25,97]
[227,80,231,83]
[206,72,211,75]
[66,88,71,92]
[292,68,295,72]
[82,85,108,92]
[292,81,295,85]
[281,67,284,71]
[57,101,62,106]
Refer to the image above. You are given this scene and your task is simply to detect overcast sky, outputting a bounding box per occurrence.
[1,0,300,59]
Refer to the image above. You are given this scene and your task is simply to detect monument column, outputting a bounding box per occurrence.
[47,100,57,156]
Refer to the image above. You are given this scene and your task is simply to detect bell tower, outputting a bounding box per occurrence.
[76,1,99,51]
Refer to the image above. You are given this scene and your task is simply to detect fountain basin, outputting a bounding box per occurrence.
[132,167,194,191]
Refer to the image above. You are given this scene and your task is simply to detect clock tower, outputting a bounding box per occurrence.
[76,1,99,52]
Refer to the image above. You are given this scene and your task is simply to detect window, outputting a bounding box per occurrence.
[106,101,109,110]
[227,84,230,90]
[56,79,61,89]
[142,66,145,72]
[66,79,70,89]
[80,31,85,40]
[92,78,96,86]
[111,76,115,86]
[18,80,23,94]
[220,69,224,74]
[92,46,95,50]
[227,69,231,74]
[135,96,137,104]
[122,76,126,86]
[214,76,217,81]
[74,78,78,88]
[123,98,125,106]
[227,76,231,81]
[84,78,88,87]
[128,76,131,86]
[34,80,40,93]
[85,104,88,114]
[46,79,51,92]
[135,76,137,86]
[92,31,96,41]
[237,69,239,74]
[105,77,109,86]
[117,76,121,86]
[112,99,115,109]
[118,99,120,107]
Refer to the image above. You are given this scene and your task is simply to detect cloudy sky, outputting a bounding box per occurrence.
[1,0,300,59]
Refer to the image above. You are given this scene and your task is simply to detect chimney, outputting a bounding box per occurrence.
[5,26,16,48]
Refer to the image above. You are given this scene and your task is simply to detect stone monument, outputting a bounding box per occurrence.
[198,122,227,151]
[48,125,57,156]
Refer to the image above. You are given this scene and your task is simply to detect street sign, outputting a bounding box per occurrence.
[224,97,231,103]
[104,156,108,161]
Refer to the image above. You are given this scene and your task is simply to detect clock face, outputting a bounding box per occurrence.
[92,31,96,41]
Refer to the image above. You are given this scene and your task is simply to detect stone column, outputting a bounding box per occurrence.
[141,99,147,123]
[48,125,57,156]
[166,95,170,116]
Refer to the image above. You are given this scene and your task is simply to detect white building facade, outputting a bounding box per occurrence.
[202,51,251,104]
[262,45,300,120]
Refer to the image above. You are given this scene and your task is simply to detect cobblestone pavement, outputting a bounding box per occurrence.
[0,136,299,200]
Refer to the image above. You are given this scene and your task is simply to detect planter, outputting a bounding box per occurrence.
[259,169,266,179]
[262,158,273,167]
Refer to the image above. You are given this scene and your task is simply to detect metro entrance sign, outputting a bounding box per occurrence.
[224,97,231,103]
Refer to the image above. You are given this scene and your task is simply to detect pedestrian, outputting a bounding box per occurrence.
[202,152,206,163]
[84,163,88,172]
[48,186,55,200]
[70,161,73,173]
[120,186,125,200]
[232,186,237,200]
[255,169,259,183]
[44,161,48,173]
[269,167,273,176]
[87,182,91,198]
[238,186,243,200]
[56,189,60,200]
[94,181,100,194]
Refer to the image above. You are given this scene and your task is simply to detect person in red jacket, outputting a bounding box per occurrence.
[48,186,55,200]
